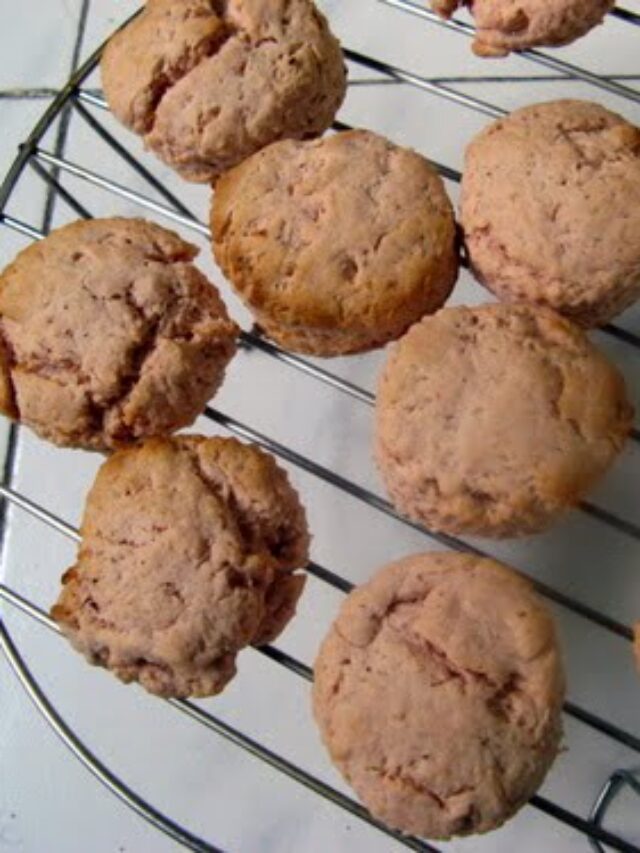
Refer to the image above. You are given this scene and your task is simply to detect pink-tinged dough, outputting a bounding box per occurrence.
[212,130,458,356]
[461,99,640,326]
[0,218,238,450]
[431,0,614,56]
[375,303,632,537]
[313,552,565,838]
[52,435,310,698]
[101,0,347,182]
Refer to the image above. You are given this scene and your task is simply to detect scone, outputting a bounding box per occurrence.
[313,552,565,838]
[0,218,238,451]
[211,129,459,356]
[51,435,310,698]
[431,0,613,56]
[101,0,347,182]
[461,100,640,326]
[375,303,632,537]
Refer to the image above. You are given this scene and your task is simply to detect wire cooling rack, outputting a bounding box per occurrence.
[1,1,640,851]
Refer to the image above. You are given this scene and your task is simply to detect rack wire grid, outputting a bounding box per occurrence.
[1,1,640,851]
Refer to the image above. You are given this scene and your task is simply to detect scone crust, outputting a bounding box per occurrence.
[0,218,238,450]
[375,303,632,537]
[432,0,613,56]
[313,552,565,838]
[461,100,640,326]
[52,435,310,698]
[101,0,347,182]
[212,130,458,356]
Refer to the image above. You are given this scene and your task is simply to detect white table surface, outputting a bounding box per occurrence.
[0,1,639,851]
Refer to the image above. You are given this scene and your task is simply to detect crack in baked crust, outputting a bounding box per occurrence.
[0,219,239,450]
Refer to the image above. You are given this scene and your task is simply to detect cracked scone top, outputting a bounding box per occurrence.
[101,0,347,182]
[461,100,640,326]
[431,0,613,56]
[313,552,565,838]
[375,303,632,537]
[52,435,310,698]
[0,218,238,450]
[211,129,459,356]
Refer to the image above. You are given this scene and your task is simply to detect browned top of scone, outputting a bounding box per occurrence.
[313,552,565,838]
[432,0,614,56]
[375,303,632,537]
[0,218,238,451]
[461,100,640,326]
[101,0,347,181]
[52,435,310,698]
[212,129,458,354]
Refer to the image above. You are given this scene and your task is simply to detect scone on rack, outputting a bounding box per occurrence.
[431,0,613,57]
[101,0,347,183]
[0,218,238,451]
[211,129,459,356]
[51,435,310,699]
[461,100,640,326]
[313,551,565,838]
[375,303,633,537]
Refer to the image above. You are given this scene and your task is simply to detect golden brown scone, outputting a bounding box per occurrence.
[313,552,565,838]
[431,0,613,56]
[0,219,238,451]
[101,0,347,182]
[212,130,458,356]
[375,303,633,537]
[52,435,310,698]
[461,100,640,326]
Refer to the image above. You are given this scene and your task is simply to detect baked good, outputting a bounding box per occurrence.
[51,435,310,698]
[313,551,565,838]
[460,99,640,326]
[0,218,238,451]
[431,0,614,56]
[101,0,347,182]
[211,129,458,356]
[375,303,632,537]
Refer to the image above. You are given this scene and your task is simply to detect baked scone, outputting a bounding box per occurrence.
[101,0,347,182]
[211,129,459,356]
[375,303,632,537]
[431,0,613,56]
[0,218,238,451]
[52,435,310,698]
[313,552,565,838]
[461,100,640,326]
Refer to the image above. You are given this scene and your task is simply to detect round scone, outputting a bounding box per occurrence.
[0,218,238,451]
[211,130,459,356]
[375,303,632,537]
[431,0,613,56]
[461,100,640,326]
[313,552,565,838]
[51,435,310,698]
[101,0,346,183]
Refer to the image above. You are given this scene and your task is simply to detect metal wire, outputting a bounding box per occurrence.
[0,618,222,853]
[0,513,638,852]
[21,149,640,455]
[378,0,640,105]
[589,769,640,853]
[2,480,639,758]
[0,3,639,851]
